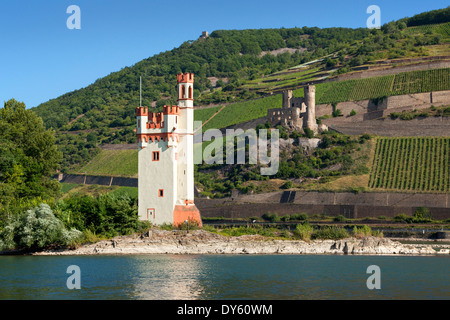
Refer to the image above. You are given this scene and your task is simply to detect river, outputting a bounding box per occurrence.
[0,255,448,300]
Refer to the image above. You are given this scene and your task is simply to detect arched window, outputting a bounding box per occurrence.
[189,86,193,99]
[181,85,185,99]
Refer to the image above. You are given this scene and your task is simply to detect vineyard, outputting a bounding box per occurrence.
[308,75,396,104]
[197,68,450,131]
[194,105,223,126]
[72,149,138,177]
[369,137,450,192]
[391,68,450,95]
[200,94,282,132]
[296,68,450,104]
[405,22,450,40]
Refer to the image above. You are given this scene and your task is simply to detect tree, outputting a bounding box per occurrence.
[0,99,62,220]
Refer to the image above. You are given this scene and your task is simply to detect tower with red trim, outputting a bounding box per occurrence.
[136,73,202,227]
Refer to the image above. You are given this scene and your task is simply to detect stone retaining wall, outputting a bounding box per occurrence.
[196,191,450,220]
[58,174,138,187]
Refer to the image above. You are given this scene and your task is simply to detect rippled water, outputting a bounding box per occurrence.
[0,255,448,300]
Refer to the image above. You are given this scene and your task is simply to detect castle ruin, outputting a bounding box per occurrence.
[267,85,326,134]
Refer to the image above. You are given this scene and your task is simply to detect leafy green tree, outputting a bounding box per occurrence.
[0,99,62,220]
[53,193,139,238]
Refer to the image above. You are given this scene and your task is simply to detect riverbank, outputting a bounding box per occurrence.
[30,229,449,256]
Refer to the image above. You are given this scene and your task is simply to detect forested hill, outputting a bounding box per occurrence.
[33,27,372,130]
[30,7,450,171]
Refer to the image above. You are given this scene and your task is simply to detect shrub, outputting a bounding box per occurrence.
[0,204,82,251]
[332,109,342,117]
[312,226,349,240]
[262,212,280,223]
[349,109,357,116]
[290,213,308,221]
[352,225,373,238]
[294,223,314,241]
[177,218,201,231]
[390,112,400,119]
[281,181,293,189]
[394,213,412,223]
[413,207,432,220]
[359,133,372,142]
[303,127,315,138]
[333,215,346,222]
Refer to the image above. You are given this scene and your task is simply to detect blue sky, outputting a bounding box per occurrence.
[0,0,448,108]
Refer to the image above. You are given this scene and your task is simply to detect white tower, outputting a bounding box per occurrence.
[136,73,202,227]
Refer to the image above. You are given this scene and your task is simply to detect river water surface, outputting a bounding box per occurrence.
[0,255,448,300]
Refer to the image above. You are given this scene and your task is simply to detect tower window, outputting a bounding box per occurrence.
[158,189,164,197]
[152,151,160,161]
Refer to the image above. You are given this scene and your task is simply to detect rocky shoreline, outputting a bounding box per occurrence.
[31,229,449,256]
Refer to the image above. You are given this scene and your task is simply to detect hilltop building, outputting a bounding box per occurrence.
[199,31,209,39]
[267,85,326,134]
[136,73,202,227]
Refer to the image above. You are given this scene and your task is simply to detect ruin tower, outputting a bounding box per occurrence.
[282,90,293,108]
[136,73,202,227]
[304,85,318,134]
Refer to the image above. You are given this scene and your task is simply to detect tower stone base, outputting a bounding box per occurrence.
[173,205,203,227]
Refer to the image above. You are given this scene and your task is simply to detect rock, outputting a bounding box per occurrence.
[30,231,440,256]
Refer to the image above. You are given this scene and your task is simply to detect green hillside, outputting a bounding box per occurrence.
[71,149,138,177]
[29,7,450,173]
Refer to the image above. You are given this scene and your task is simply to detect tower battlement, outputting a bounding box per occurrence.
[177,73,194,84]
[148,112,164,125]
[163,105,180,115]
[136,106,148,116]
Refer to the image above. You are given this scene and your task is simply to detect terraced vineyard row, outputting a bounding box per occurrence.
[391,68,450,95]
[369,137,450,192]
[311,75,396,104]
